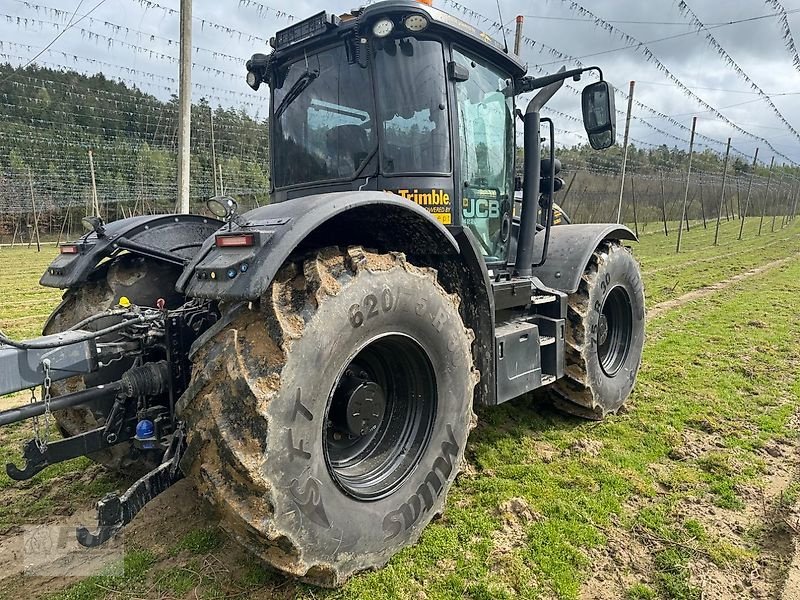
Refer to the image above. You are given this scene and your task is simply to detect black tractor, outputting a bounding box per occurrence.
[0,0,644,587]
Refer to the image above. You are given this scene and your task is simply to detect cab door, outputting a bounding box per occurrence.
[451,48,516,265]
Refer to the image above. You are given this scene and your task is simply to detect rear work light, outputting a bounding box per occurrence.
[215,233,255,248]
[59,244,80,254]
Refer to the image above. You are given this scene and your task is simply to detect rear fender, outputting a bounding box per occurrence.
[177,191,459,300]
[40,215,223,290]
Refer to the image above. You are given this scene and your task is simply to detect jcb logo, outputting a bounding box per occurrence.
[463,198,500,219]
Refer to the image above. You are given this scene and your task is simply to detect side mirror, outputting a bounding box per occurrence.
[581,81,616,150]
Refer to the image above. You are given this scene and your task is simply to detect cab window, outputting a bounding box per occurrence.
[373,38,450,174]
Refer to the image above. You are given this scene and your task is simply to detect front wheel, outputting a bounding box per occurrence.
[549,241,645,419]
[179,246,478,586]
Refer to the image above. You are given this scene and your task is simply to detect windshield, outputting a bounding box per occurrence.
[272,39,450,188]
[273,44,376,188]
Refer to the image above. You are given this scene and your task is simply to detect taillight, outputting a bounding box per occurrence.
[215,233,255,248]
[59,244,79,254]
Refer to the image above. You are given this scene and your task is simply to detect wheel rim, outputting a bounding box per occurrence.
[323,334,437,501]
[597,285,633,377]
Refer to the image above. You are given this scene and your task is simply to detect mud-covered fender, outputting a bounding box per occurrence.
[178,191,459,300]
[40,214,223,290]
[529,224,638,294]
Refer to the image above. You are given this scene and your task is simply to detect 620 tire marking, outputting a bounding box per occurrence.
[349,288,394,328]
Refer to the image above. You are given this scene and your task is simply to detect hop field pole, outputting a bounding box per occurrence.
[713,137,732,247]
[27,169,41,252]
[787,180,796,225]
[759,157,775,236]
[699,178,707,228]
[616,81,635,224]
[631,175,639,237]
[738,147,759,240]
[780,178,791,229]
[771,171,785,233]
[676,116,697,253]
[560,171,578,207]
[176,0,192,214]
[88,150,100,218]
[57,199,73,245]
[660,170,668,236]
[210,107,218,196]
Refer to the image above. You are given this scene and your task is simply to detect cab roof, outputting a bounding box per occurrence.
[270,0,528,78]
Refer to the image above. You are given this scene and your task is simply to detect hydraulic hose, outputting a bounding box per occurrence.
[0,313,160,350]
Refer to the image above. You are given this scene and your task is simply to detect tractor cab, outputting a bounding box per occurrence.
[246,0,613,269]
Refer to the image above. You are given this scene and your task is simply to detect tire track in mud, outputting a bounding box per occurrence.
[647,252,800,321]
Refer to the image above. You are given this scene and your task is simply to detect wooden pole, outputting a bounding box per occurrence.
[177,0,192,213]
[560,172,578,208]
[631,175,639,237]
[676,116,697,252]
[759,157,775,236]
[210,107,218,196]
[28,169,41,252]
[782,181,794,228]
[219,163,225,196]
[713,137,732,246]
[88,149,100,218]
[660,170,668,236]
[772,172,786,232]
[698,179,707,229]
[738,147,759,240]
[57,199,73,245]
[616,81,635,224]
[11,219,19,247]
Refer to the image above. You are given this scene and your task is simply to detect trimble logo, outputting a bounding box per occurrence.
[395,189,451,206]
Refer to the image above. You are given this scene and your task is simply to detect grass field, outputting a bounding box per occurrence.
[0,216,799,599]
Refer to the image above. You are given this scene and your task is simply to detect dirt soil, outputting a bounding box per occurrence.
[647,253,799,320]
[0,479,214,599]
[579,412,800,600]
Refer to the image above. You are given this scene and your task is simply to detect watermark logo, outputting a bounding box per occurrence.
[20,525,125,577]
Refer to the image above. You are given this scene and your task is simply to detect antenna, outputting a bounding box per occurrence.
[495,0,509,53]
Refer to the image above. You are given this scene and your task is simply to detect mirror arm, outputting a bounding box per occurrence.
[514,65,603,96]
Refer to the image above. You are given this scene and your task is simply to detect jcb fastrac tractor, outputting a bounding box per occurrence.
[0,0,644,586]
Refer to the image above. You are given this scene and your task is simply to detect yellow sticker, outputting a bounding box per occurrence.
[434,213,452,225]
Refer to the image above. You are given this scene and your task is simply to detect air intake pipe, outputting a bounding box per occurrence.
[513,68,566,278]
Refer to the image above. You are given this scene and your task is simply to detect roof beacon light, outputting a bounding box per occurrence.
[372,18,394,38]
[404,14,429,32]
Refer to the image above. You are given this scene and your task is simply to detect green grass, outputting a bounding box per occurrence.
[1,219,799,599]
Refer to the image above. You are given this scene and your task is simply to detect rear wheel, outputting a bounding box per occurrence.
[43,254,184,471]
[178,247,478,586]
[549,241,645,419]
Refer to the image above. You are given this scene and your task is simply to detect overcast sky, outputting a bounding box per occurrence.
[3,0,800,165]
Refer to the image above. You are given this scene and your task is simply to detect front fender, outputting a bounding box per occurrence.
[40,214,223,290]
[529,224,638,294]
[178,191,459,300]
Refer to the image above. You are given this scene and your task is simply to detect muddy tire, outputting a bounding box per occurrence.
[549,241,645,420]
[178,247,478,587]
[42,254,184,471]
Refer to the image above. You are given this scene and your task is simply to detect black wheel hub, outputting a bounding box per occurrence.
[334,374,386,437]
[324,335,437,501]
[597,285,634,377]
